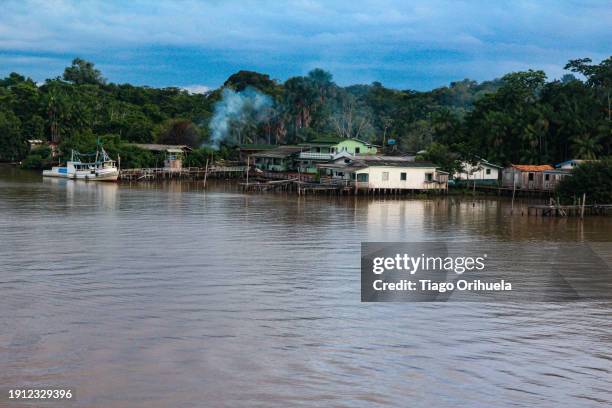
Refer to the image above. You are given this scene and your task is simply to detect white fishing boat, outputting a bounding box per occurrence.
[43,145,119,182]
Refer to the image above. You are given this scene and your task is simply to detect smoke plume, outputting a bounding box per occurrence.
[208,86,273,148]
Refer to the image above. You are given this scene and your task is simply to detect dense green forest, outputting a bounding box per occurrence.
[0,56,610,171]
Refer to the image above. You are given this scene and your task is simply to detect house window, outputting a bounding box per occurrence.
[355,147,360,154]
[337,172,344,177]
[425,172,433,181]
[357,173,368,182]
[400,172,407,180]
[528,172,534,181]
[545,174,550,181]
[486,168,491,175]
[382,172,389,181]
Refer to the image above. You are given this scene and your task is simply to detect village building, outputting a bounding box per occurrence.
[318,156,448,191]
[502,164,570,191]
[130,144,193,170]
[250,146,304,172]
[237,144,275,162]
[27,139,45,151]
[454,159,502,185]
[249,138,380,174]
[296,137,380,173]
[555,159,594,170]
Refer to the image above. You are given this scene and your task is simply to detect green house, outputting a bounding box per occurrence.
[297,136,379,173]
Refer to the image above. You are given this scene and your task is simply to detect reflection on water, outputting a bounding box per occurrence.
[1,167,611,408]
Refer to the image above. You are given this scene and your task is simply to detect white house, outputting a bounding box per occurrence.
[555,159,594,170]
[454,159,502,185]
[318,156,448,191]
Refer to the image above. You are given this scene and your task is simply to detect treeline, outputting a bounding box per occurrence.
[0,58,217,168]
[0,57,610,171]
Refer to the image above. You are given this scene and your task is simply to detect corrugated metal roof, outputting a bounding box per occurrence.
[318,157,437,170]
[131,144,192,152]
[363,161,437,167]
[250,146,304,158]
[360,156,416,163]
[555,159,594,168]
[238,144,276,150]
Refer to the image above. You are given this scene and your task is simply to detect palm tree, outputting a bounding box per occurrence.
[571,133,601,160]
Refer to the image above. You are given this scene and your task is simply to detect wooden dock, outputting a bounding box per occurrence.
[240,178,298,192]
[527,204,612,217]
[473,184,554,197]
[119,165,246,181]
[240,177,352,194]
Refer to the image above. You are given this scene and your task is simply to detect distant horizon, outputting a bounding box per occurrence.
[1,1,609,92]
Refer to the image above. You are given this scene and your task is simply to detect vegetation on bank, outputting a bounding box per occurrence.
[0,56,610,179]
[557,158,612,204]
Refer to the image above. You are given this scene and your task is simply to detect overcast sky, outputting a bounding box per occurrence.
[0,0,609,91]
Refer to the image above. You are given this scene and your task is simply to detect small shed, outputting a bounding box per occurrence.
[27,139,45,151]
[164,148,184,170]
[130,144,193,170]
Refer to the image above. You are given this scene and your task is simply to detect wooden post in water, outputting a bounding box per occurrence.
[511,170,516,214]
[581,193,586,219]
[245,156,250,189]
[203,157,209,188]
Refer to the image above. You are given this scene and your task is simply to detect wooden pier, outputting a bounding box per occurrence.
[119,165,246,181]
[527,204,612,217]
[240,178,447,196]
[472,184,553,197]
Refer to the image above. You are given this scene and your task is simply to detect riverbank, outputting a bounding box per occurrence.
[5,165,612,219]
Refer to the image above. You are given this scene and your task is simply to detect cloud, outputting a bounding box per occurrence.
[0,0,609,89]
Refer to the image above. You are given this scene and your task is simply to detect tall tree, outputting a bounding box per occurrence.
[0,109,25,161]
[63,58,106,86]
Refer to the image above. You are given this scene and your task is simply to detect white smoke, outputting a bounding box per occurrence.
[208,86,273,148]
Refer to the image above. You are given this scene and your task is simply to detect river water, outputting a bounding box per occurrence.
[1,166,611,408]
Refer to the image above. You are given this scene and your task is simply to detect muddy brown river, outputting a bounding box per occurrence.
[1,166,611,407]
